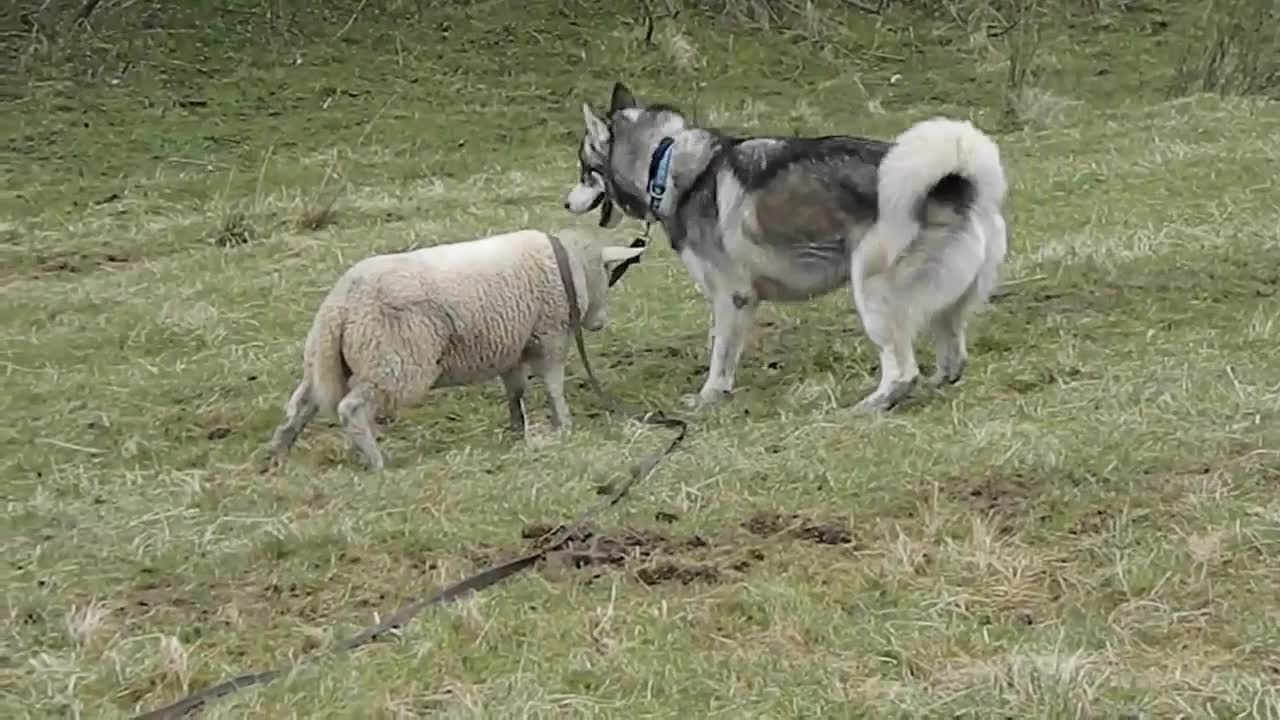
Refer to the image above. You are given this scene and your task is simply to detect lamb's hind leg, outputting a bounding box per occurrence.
[265,379,318,467]
[337,382,386,471]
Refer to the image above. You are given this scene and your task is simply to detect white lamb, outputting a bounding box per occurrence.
[264,226,647,471]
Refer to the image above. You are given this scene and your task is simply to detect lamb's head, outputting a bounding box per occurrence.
[558,229,647,332]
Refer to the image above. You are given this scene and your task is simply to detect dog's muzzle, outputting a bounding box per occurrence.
[565,182,604,215]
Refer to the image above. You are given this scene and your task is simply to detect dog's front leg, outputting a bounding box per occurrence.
[705,310,715,361]
[683,289,757,409]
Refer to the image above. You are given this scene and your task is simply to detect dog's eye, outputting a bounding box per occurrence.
[581,168,605,187]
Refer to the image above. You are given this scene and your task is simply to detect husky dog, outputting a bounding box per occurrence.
[563,81,1009,413]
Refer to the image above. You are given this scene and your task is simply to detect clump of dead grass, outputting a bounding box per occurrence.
[296,153,345,233]
[1172,0,1280,99]
[296,189,342,233]
[702,0,877,37]
[998,0,1044,127]
[209,210,255,248]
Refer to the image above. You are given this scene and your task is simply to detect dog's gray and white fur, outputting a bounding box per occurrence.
[564,82,1009,412]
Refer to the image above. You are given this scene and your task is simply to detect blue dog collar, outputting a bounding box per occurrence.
[646,137,675,215]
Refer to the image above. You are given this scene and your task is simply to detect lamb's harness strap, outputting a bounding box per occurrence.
[130,238,687,720]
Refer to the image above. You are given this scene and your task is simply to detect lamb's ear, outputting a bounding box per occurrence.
[601,243,646,267]
[603,242,646,287]
[610,82,637,113]
[582,102,610,148]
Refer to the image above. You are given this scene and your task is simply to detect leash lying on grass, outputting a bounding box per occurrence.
[133,233,686,720]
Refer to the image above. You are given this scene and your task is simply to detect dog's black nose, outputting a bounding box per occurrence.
[563,201,571,210]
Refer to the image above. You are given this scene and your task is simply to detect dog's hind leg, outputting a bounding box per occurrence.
[705,310,715,362]
[929,217,1006,388]
[685,289,758,409]
[928,281,978,388]
[851,274,920,413]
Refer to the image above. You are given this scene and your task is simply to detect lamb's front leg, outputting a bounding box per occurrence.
[683,289,758,409]
[532,343,573,432]
[499,365,529,436]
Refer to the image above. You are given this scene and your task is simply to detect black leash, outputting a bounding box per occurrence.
[131,235,687,720]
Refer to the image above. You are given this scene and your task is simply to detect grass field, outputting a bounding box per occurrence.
[4,0,1280,717]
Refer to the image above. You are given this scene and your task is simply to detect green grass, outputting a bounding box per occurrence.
[4,0,1280,717]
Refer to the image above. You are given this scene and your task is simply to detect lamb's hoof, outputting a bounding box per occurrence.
[853,378,918,415]
[362,452,387,472]
[258,443,289,473]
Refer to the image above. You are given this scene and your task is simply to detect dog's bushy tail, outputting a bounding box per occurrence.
[860,117,1007,275]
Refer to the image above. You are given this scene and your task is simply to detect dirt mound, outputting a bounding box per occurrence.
[519,510,852,586]
[521,522,727,586]
[741,511,854,546]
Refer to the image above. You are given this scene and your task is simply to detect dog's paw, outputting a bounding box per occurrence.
[680,392,726,411]
[681,388,731,411]
[928,361,966,389]
[853,378,918,415]
[523,427,566,450]
[927,373,960,390]
[851,397,890,416]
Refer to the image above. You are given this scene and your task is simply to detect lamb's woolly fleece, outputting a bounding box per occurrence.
[303,227,618,416]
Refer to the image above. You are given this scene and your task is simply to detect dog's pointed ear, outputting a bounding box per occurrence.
[582,102,610,148]
[610,82,637,113]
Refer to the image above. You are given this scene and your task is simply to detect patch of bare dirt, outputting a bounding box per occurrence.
[741,511,854,546]
[1066,507,1115,536]
[949,475,1035,518]
[942,473,1053,536]
[604,345,687,369]
[518,519,803,587]
[515,513,851,585]
[32,250,132,276]
[1005,365,1084,395]
[635,562,722,585]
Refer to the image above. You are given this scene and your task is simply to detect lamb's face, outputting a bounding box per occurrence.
[581,242,646,332]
